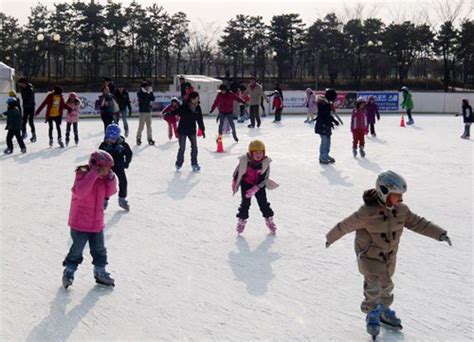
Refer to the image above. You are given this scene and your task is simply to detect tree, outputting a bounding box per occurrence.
[0,13,21,69]
[105,0,128,79]
[219,15,249,78]
[434,21,461,91]
[268,14,305,80]
[125,1,146,78]
[343,19,367,87]
[458,20,474,86]
[170,12,190,75]
[246,16,267,80]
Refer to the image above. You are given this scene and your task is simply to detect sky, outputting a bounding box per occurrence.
[1,0,472,34]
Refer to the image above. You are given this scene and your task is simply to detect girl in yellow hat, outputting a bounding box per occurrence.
[231,140,279,234]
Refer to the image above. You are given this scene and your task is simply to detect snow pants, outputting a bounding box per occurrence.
[6,129,26,150]
[237,182,274,220]
[63,229,107,269]
[249,105,261,127]
[352,129,365,149]
[359,258,396,313]
[48,116,62,140]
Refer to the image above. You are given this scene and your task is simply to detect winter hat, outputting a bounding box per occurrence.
[248,140,265,153]
[368,95,375,101]
[306,88,313,94]
[401,86,409,92]
[8,90,17,97]
[170,97,180,104]
[6,97,17,104]
[68,92,78,100]
[462,98,469,105]
[356,97,366,103]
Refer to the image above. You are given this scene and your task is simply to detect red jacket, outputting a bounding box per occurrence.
[35,93,72,122]
[273,96,283,110]
[351,108,368,132]
[211,92,244,114]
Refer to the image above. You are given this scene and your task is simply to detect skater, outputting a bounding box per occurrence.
[366,95,380,137]
[325,170,452,340]
[232,140,279,234]
[17,78,36,142]
[103,77,116,94]
[178,76,192,102]
[35,85,71,147]
[237,85,249,123]
[245,76,268,128]
[304,88,317,123]
[459,98,472,139]
[7,90,22,115]
[400,86,414,125]
[272,90,283,123]
[3,97,27,154]
[62,150,117,288]
[65,92,81,146]
[99,124,133,211]
[160,97,180,140]
[210,84,244,142]
[175,91,206,172]
[100,86,117,133]
[136,81,155,145]
[351,97,368,157]
[114,85,132,136]
[315,93,340,164]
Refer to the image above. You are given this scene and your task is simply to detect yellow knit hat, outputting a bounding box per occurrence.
[8,90,17,97]
[248,140,265,153]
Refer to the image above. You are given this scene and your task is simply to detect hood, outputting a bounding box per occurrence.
[363,188,383,207]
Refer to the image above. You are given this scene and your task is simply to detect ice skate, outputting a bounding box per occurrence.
[236,218,247,234]
[328,156,336,163]
[366,304,383,341]
[94,267,115,287]
[62,267,75,289]
[30,133,37,143]
[360,147,366,158]
[148,139,155,145]
[353,148,357,157]
[118,197,130,211]
[380,307,402,330]
[4,148,13,155]
[49,138,53,147]
[22,132,28,140]
[21,148,27,154]
[58,138,64,148]
[136,138,142,146]
[192,164,201,172]
[265,217,277,234]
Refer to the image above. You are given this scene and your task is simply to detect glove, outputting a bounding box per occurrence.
[106,170,115,180]
[103,198,109,210]
[325,241,331,248]
[334,120,340,126]
[245,185,259,198]
[124,162,129,169]
[439,233,452,246]
[202,131,206,139]
[231,179,237,193]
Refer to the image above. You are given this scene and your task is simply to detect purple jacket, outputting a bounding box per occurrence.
[366,102,380,124]
[68,168,117,233]
[304,92,317,113]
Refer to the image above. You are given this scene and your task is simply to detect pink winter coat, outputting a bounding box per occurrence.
[304,91,317,113]
[351,108,368,132]
[68,168,117,233]
[65,102,81,123]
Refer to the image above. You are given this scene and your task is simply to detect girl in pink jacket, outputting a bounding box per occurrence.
[62,150,117,289]
[65,93,81,146]
[351,97,368,157]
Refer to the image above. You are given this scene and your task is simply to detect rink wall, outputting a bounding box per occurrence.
[1,91,473,117]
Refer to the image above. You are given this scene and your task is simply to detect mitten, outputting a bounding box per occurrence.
[245,185,259,198]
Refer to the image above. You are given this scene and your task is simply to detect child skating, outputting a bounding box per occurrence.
[400,86,414,125]
[3,97,27,154]
[366,95,380,137]
[62,150,117,288]
[325,170,452,340]
[315,93,340,164]
[99,124,133,211]
[459,99,472,139]
[351,97,368,157]
[65,92,81,146]
[160,97,180,140]
[232,140,279,234]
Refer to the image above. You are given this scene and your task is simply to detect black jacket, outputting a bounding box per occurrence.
[115,90,132,112]
[180,82,191,98]
[20,84,35,109]
[99,137,133,170]
[462,105,473,123]
[315,101,339,136]
[177,103,205,136]
[137,89,155,113]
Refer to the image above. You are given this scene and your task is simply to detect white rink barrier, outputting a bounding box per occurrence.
[1,90,473,117]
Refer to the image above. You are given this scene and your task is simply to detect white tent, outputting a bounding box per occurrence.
[172,75,223,113]
[0,62,15,93]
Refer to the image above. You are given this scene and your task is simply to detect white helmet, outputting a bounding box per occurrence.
[376,170,407,207]
[401,86,409,91]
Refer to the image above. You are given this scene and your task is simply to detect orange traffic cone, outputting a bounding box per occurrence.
[400,113,406,127]
[197,128,203,137]
[216,134,224,153]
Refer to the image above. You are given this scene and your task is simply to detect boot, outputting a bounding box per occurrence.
[136,138,142,146]
[30,133,36,143]
[75,137,79,145]
[4,148,13,155]
[360,147,366,158]
[352,148,357,157]
[124,129,129,138]
[192,164,201,172]
[21,147,27,154]
[265,217,277,234]
[93,266,115,286]
[236,218,247,234]
[58,138,64,148]
[327,156,336,163]
[118,197,130,211]
[65,137,70,146]
[49,138,53,147]
[148,139,155,145]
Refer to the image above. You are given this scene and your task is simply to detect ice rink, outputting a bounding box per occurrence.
[1,114,472,341]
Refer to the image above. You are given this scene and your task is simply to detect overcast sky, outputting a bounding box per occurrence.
[2,0,472,34]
